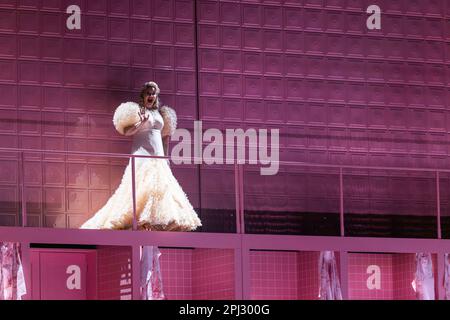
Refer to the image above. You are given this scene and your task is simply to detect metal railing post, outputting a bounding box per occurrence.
[239,164,245,234]
[339,167,344,237]
[20,151,27,227]
[131,156,137,231]
[436,171,441,239]
[234,162,241,234]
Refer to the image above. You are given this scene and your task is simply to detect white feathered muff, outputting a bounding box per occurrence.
[159,105,177,137]
[113,101,141,135]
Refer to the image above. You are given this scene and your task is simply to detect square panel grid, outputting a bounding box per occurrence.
[196,0,450,234]
[348,252,439,300]
[160,247,235,299]
[192,248,235,299]
[297,251,321,300]
[0,0,197,228]
[343,170,438,238]
[348,253,394,300]
[160,248,193,299]
[97,245,133,300]
[250,250,327,300]
[2,1,450,235]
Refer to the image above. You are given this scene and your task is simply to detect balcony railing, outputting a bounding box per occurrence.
[0,147,447,238]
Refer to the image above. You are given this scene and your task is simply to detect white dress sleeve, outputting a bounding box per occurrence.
[159,105,177,137]
[113,102,141,135]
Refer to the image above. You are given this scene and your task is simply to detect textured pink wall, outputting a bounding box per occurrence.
[348,253,394,300]
[97,246,133,300]
[393,253,438,300]
[160,247,235,299]
[192,248,235,299]
[29,247,97,300]
[198,0,450,223]
[250,250,300,300]
[1,0,450,234]
[250,250,330,300]
[297,251,321,299]
[392,253,416,300]
[160,248,193,299]
[0,0,200,228]
[348,252,438,300]
[250,250,341,300]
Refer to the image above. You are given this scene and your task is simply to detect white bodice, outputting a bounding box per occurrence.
[131,108,165,157]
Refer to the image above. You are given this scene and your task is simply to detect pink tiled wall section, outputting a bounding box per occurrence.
[348,253,394,300]
[0,0,199,228]
[2,1,450,227]
[250,250,299,300]
[298,251,341,299]
[160,247,235,300]
[393,253,438,300]
[97,246,133,300]
[344,170,437,216]
[348,252,438,300]
[297,251,320,299]
[160,248,193,300]
[393,253,417,300]
[250,250,341,300]
[198,0,450,218]
[192,248,235,299]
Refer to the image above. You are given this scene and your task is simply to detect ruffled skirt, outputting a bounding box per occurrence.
[80,158,202,231]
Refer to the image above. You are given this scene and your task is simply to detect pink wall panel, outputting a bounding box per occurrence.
[250,250,300,300]
[196,0,450,222]
[392,253,417,300]
[30,248,97,300]
[160,247,235,300]
[297,251,320,300]
[249,250,339,300]
[348,252,439,300]
[192,248,235,300]
[1,0,450,233]
[393,253,438,300]
[348,253,394,300]
[0,0,200,228]
[97,246,133,300]
[160,248,193,300]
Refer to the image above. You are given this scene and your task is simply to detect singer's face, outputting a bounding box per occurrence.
[143,87,157,108]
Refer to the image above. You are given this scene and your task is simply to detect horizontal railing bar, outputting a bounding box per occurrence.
[0,147,168,159]
[0,227,241,249]
[241,234,450,254]
[275,161,449,173]
[1,147,450,174]
[0,147,237,164]
[1,226,450,253]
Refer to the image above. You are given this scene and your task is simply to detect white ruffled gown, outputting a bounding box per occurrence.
[80,108,202,231]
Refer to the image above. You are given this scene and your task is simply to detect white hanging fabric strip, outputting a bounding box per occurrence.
[412,253,435,300]
[444,253,450,300]
[0,242,26,300]
[140,245,165,300]
[318,251,342,300]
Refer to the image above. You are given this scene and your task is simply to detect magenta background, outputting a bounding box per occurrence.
[1,1,450,233]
